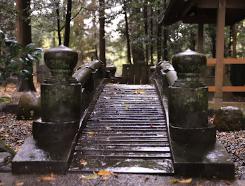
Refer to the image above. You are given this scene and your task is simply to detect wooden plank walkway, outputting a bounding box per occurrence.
[69,84,174,174]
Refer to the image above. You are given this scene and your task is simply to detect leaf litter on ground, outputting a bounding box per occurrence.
[170,178,192,184]
[80,170,115,181]
[38,173,56,182]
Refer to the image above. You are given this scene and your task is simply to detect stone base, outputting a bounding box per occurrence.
[12,137,75,174]
[171,140,235,179]
[32,119,79,148]
[169,124,216,145]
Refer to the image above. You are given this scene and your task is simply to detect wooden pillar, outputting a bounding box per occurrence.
[214,0,226,104]
[197,23,204,53]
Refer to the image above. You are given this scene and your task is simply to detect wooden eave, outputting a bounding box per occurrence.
[161,0,245,25]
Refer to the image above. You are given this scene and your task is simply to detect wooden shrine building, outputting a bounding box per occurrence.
[161,0,245,103]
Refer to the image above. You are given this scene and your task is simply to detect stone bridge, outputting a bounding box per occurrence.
[12,46,234,179]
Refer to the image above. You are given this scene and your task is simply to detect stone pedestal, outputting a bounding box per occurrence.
[12,46,81,174]
[168,49,234,178]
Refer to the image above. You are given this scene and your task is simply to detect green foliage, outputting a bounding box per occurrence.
[0,0,15,37]
[0,30,42,84]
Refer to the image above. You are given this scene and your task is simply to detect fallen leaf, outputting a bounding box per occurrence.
[134,89,145,94]
[124,104,129,110]
[97,170,114,176]
[170,178,192,184]
[39,174,56,182]
[97,170,115,181]
[15,180,24,186]
[80,159,88,166]
[87,132,96,138]
[80,173,99,180]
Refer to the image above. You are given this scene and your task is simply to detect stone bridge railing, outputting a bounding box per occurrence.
[73,60,104,111]
[152,49,234,179]
[12,46,105,174]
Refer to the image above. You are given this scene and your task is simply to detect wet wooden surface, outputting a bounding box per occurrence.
[69,84,174,174]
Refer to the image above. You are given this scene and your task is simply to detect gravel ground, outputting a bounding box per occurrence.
[0,113,244,180]
[217,130,245,180]
[0,113,32,152]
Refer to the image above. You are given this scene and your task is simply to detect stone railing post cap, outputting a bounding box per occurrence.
[172,49,206,74]
[44,45,77,55]
[44,45,78,76]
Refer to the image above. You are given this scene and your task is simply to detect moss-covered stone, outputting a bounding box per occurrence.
[213,106,244,131]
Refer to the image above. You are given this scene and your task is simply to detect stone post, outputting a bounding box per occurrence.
[169,49,216,145]
[32,45,81,149]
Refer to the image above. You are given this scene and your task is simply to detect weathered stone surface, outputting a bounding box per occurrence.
[32,120,79,148]
[170,125,216,145]
[214,106,244,131]
[172,49,206,76]
[0,152,11,165]
[12,137,74,174]
[16,92,40,120]
[12,46,81,174]
[166,49,235,178]
[169,86,208,128]
[41,83,81,122]
[44,45,78,80]
[171,140,235,179]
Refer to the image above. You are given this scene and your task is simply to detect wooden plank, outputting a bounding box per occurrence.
[214,0,226,103]
[208,86,245,92]
[207,58,245,66]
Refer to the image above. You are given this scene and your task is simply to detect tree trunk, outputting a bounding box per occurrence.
[149,7,154,65]
[92,0,98,60]
[143,0,149,65]
[208,25,216,58]
[55,2,62,45]
[190,30,196,51]
[99,0,106,65]
[64,0,72,47]
[16,0,32,46]
[16,0,35,92]
[156,2,161,62]
[162,0,168,61]
[123,1,132,64]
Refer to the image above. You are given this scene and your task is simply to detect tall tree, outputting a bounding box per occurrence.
[128,0,145,64]
[99,0,106,64]
[55,1,62,45]
[16,0,36,92]
[149,6,154,65]
[207,25,216,57]
[123,0,132,64]
[162,0,168,60]
[156,1,161,62]
[64,0,72,47]
[16,0,32,46]
[143,0,149,65]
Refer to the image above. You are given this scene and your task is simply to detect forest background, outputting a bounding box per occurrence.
[1,0,245,79]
